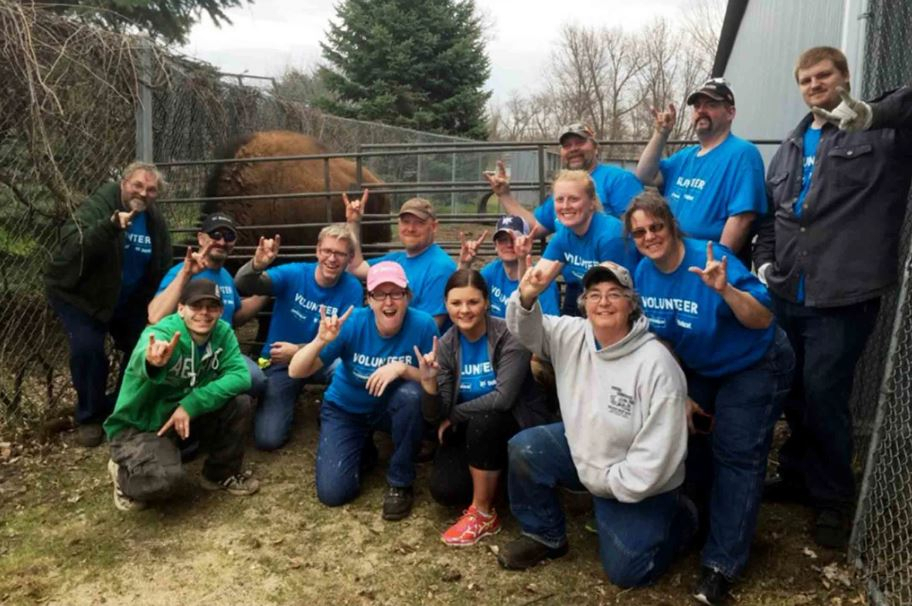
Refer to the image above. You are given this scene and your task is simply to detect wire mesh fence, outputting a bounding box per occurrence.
[848,0,912,603]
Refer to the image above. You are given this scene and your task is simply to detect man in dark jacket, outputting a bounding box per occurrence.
[46,162,173,447]
[754,46,912,549]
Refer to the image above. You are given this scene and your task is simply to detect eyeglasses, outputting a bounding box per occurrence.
[630,222,666,240]
[369,290,407,302]
[318,248,350,259]
[584,291,627,304]
[207,229,237,242]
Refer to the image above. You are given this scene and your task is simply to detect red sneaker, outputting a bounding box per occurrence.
[441,505,501,546]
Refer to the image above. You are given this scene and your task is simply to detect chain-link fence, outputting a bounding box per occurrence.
[848,0,912,603]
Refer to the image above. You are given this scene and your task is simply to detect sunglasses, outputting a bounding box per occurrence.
[630,222,666,240]
[207,229,237,242]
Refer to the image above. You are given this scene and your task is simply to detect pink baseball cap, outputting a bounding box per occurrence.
[367,261,409,292]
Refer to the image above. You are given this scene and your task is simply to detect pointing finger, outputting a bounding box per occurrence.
[339,305,354,323]
[168,331,181,349]
[342,192,351,207]
[705,240,715,265]
[475,229,489,247]
[496,159,506,177]
[360,188,370,204]
[157,417,175,437]
[431,335,438,357]
[836,87,852,104]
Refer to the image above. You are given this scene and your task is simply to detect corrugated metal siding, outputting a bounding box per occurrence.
[721,0,846,164]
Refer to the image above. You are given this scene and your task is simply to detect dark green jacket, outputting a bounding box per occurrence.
[103,313,252,440]
[45,182,172,322]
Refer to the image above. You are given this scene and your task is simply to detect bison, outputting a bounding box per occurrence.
[203,130,391,250]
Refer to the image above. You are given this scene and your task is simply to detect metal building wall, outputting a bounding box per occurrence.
[720,0,846,164]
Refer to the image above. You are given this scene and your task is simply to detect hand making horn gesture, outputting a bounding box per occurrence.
[688,241,729,294]
[182,240,214,276]
[482,159,511,197]
[413,336,440,384]
[112,209,138,230]
[342,188,369,223]
[811,87,873,132]
[518,254,549,307]
[146,331,181,368]
[253,234,281,271]
[315,304,354,345]
[458,229,488,268]
[651,103,676,136]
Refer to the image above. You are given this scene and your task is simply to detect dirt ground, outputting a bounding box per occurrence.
[1,387,866,606]
[0,220,867,605]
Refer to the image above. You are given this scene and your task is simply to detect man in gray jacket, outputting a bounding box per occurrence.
[498,261,695,587]
[754,46,912,549]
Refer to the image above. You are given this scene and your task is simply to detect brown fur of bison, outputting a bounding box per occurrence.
[203,131,391,249]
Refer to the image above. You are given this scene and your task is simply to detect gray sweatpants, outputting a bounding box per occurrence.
[109,395,253,501]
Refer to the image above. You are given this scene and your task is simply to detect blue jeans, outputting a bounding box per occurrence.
[243,356,266,399]
[508,423,696,588]
[254,362,335,451]
[684,327,795,578]
[771,295,880,509]
[49,296,146,425]
[315,381,424,506]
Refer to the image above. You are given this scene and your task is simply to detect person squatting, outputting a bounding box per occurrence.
[47,46,911,606]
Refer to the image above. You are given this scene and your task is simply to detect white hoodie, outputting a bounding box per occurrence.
[506,291,687,503]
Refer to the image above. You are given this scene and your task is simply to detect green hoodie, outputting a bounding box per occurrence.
[103,313,251,440]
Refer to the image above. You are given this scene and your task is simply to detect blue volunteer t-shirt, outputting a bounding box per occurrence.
[156,264,241,322]
[370,243,456,318]
[659,133,766,241]
[481,259,560,317]
[534,163,644,232]
[542,211,640,288]
[319,307,438,414]
[457,333,497,403]
[635,239,774,377]
[262,262,364,359]
[792,125,823,303]
[118,212,152,306]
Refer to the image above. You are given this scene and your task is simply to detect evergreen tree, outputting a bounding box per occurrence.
[318,0,491,139]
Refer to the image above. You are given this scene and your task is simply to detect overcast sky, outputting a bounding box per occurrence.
[179,0,695,103]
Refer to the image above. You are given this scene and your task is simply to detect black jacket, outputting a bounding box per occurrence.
[754,86,912,307]
[45,182,172,322]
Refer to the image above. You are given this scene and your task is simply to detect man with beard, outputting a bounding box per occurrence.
[148,212,266,397]
[46,162,173,448]
[235,223,365,451]
[635,79,765,261]
[482,124,643,314]
[755,46,912,550]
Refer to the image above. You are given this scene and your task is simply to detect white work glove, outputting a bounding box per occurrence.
[757,262,771,286]
[811,87,873,132]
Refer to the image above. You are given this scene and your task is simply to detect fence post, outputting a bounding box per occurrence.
[134,37,153,162]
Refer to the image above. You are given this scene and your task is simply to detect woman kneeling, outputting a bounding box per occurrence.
[416,269,553,546]
[500,260,696,588]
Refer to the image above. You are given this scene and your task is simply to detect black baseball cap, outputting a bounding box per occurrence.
[179,278,223,306]
[199,212,237,235]
[687,78,735,106]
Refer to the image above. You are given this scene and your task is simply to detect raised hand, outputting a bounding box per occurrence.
[688,241,728,294]
[316,305,354,345]
[482,159,511,197]
[413,336,440,383]
[253,234,281,271]
[811,87,872,132]
[342,188,369,223]
[157,405,191,439]
[518,255,550,305]
[269,340,300,365]
[652,103,676,135]
[182,240,214,276]
[146,331,181,367]
[458,229,488,268]
[112,209,138,230]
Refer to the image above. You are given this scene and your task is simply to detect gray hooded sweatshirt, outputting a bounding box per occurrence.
[506,291,687,503]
